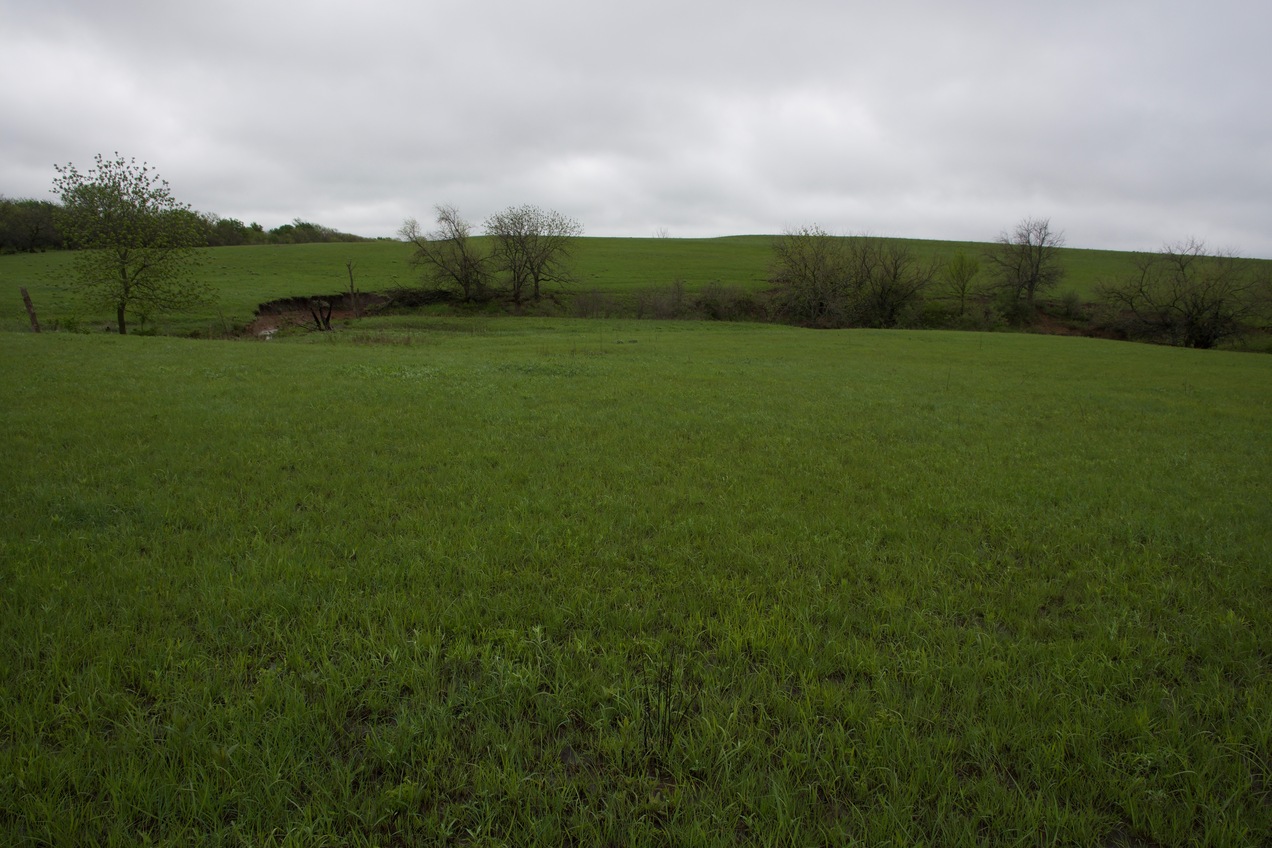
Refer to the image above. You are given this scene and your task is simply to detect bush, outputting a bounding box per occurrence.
[1057,289,1084,320]
[996,295,1037,327]
[572,290,622,318]
[384,287,457,308]
[933,298,1007,332]
[634,280,689,319]
[694,282,763,321]
[1098,240,1269,349]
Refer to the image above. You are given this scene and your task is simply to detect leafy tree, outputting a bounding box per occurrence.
[770,225,853,325]
[172,208,215,246]
[985,217,1065,315]
[399,205,491,301]
[0,196,62,252]
[53,153,209,334]
[204,215,249,247]
[268,221,299,243]
[1099,239,1270,349]
[267,218,367,245]
[484,205,583,304]
[942,250,982,318]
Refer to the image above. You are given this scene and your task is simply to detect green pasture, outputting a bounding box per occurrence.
[1,237,1163,335]
[2,323,1269,845]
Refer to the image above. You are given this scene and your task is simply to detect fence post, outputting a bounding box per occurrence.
[20,287,40,333]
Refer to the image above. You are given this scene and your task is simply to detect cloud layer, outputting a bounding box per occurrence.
[4,0,1270,255]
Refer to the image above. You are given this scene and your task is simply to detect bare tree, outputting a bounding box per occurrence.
[484,205,584,304]
[398,204,491,301]
[346,260,361,317]
[985,217,1065,314]
[1099,239,1269,349]
[850,239,937,328]
[770,229,934,327]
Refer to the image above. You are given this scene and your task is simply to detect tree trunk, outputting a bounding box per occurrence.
[309,299,332,330]
[117,303,127,335]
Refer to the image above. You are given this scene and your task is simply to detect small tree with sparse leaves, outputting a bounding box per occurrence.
[942,251,982,318]
[769,225,853,326]
[484,205,583,304]
[399,205,492,302]
[53,153,209,334]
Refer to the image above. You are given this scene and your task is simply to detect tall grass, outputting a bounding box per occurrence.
[2,323,1268,845]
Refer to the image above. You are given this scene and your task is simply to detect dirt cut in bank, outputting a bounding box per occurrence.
[249,291,391,336]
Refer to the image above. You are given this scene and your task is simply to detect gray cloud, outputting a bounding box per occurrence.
[4,0,1270,255]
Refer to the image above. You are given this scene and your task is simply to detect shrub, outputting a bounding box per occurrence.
[572,290,622,318]
[1098,240,1269,349]
[1057,289,1084,320]
[634,280,689,319]
[694,282,758,321]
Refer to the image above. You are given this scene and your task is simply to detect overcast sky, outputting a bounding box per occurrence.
[3,0,1270,256]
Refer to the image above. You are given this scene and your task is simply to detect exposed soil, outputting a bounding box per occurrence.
[1029,307,1128,341]
[248,291,390,337]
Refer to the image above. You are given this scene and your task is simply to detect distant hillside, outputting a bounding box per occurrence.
[4,237,1269,347]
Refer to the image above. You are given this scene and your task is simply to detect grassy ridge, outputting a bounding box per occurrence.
[2,324,1269,845]
[0,237,1182,334]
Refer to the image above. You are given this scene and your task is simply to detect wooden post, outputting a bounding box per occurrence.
[347,261,361,318]
[20,287,40,333]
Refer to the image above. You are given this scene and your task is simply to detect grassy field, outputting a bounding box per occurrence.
[2,321,1269,845]
[0,237,1167,335]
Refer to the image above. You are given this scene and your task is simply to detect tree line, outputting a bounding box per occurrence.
[0,194,367,254]
[768,217,1070,329]
[767,218,1271,349]
[32,153,1272,348]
